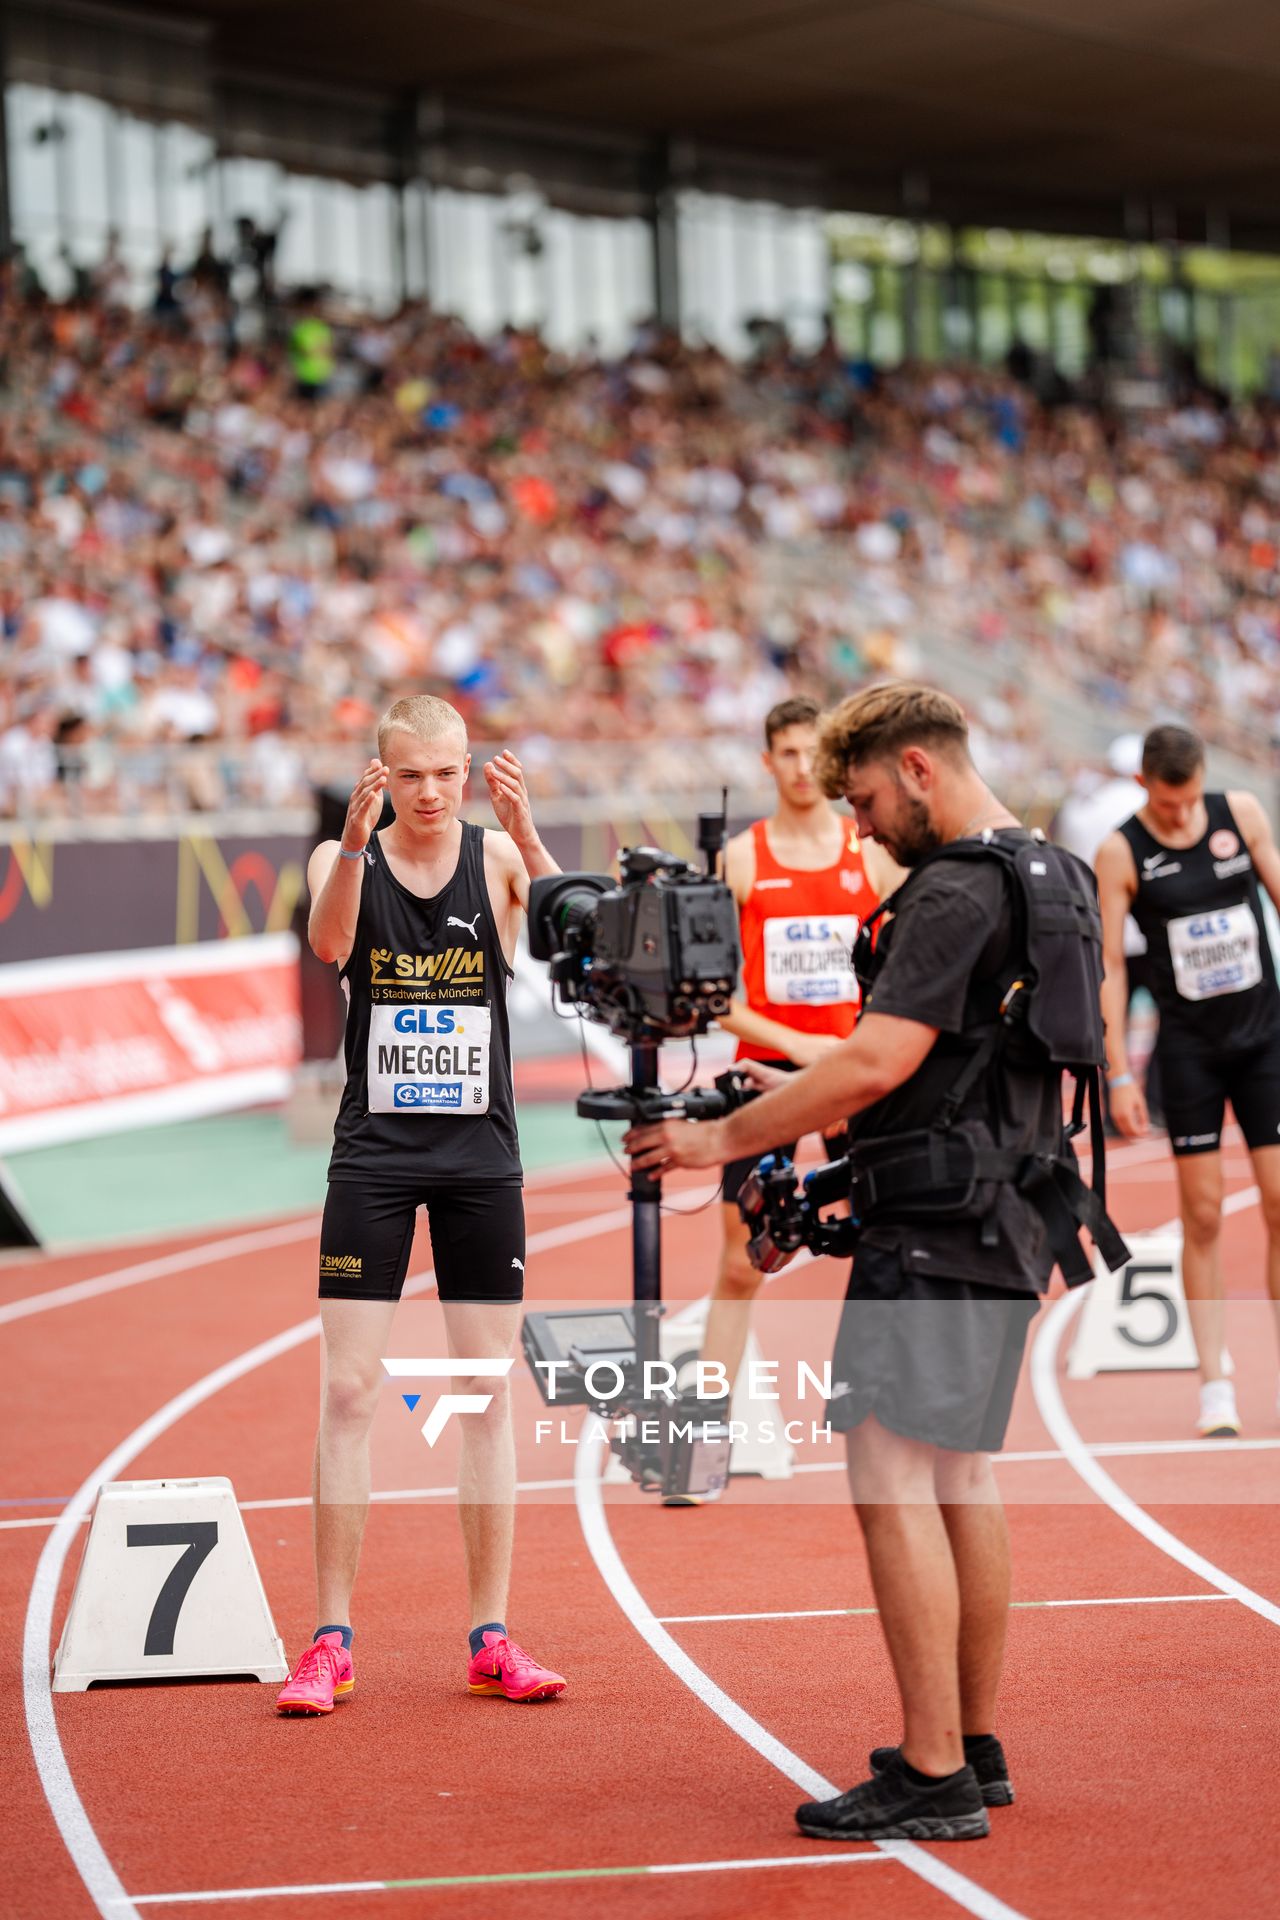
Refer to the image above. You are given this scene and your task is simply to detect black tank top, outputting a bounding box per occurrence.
[328,822,521,1187]
[1119,793,1280,1051]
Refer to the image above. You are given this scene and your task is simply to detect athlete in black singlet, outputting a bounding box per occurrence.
[275,695,567,1716]
[1096,724,1280,1438]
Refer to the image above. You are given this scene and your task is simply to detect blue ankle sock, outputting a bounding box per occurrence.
[314,1623,353,1651]
[469,1620,506,1658]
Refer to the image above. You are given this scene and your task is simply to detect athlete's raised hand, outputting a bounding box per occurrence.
[484,749,536,848]
[344,759,389,851]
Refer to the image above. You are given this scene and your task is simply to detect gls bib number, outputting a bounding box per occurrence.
[1168,902,1262,1001]
[762,914,860,1006]
[368,1003,492,1114]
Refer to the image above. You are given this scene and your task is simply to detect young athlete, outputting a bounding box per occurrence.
[276,695,566,1713]
[700,697,899,1433]
[1095,724,1280,1437]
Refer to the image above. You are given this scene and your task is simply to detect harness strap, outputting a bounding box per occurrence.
[845,1136,1130,1288]
[1014,1156,1096,1286]
[1045,1156,1130,1276]
[935,1022,1003,1130]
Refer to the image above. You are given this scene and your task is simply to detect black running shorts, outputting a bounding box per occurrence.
[827,1243,1039,1453]
[1158,1029,1280,1157]
[319,1183,526,1303]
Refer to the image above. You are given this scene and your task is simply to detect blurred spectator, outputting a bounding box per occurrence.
[289,304,335,399]
[153,249,182,323]
[93,230,131,311]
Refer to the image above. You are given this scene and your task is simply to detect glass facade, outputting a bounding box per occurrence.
[7,82,216,303]
[828,214,1280,394]
[679,191,829,357]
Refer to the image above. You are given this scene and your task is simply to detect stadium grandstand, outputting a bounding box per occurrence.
[4,0,1280,835]
[5,9,1280,1919]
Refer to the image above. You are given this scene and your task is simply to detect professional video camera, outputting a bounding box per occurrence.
[737,1151,859,1272]
[526,809,740,1044]
[521,801,759,1501]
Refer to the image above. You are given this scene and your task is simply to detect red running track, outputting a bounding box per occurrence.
[3,1138,1278,1919]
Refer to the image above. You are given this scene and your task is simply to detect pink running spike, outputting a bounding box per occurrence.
[276,1631,354,1715]
[466,1631,566,1701]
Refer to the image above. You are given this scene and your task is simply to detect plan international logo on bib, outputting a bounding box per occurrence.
[393,1082,462,1109]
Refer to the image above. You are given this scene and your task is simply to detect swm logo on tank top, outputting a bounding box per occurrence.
[370,946,486,995]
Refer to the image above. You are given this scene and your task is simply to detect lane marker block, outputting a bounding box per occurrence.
[52,1476,288,1691]
[1068,1230,1200,1378]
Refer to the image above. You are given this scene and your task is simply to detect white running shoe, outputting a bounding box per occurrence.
[1197,1379,1241,1439]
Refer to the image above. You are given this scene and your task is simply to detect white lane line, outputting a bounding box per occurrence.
[0,1217,322,1326]
[1,1478,583,1532]
[657,1595,1235,1624]
[10,1433,1276,1534]
[119,1852,894,1905]
[14,1430,1275,1534]
[996,1437,1280,1462]
[23,1195,652,1920]
[1030,1185,1280,1630]
[574,1426,1032,1920]
[790,1435,1280,1477]
[120,1887,383,1907]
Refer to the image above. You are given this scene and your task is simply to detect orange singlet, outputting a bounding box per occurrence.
[735,819,876,1063]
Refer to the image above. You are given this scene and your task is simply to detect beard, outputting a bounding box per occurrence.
[886,792,942,867]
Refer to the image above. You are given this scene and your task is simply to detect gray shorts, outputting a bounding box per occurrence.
[828,1243,1040,1453]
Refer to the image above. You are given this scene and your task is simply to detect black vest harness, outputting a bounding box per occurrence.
[844,830,1130,1287]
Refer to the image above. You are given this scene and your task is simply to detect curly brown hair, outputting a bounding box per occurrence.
[814,684,970,797]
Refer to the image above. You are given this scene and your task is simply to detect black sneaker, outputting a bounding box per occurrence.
[870,1738,1015,1807]
[796,1751,989,1842]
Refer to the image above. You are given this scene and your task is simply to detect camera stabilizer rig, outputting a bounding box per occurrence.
[521,802,759,1501]
[736,1152,859,1273]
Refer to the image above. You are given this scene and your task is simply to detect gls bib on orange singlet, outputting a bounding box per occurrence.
[736,819,875,1063]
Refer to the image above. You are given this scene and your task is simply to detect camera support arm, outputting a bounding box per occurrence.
[577,1061,759,1377]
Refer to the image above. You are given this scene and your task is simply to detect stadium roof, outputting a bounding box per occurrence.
[130,0,1280,248]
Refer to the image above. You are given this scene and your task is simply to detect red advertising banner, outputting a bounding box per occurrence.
[0,935,302,1151]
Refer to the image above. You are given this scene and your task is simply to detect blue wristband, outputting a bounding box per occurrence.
[1108,1072,1134,1089]
[339,844,367,861]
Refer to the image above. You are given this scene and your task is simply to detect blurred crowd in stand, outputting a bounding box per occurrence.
[2,232,1279,822]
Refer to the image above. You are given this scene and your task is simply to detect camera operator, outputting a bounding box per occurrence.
[626,683,1093,1845]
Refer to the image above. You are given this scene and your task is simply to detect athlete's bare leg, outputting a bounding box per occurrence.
[1246,1143,1280,1359]
[442,1298,522,1629]
[699,1202,764,1400]
[313,1297,400,1625]
[1174,1150,1227,1382]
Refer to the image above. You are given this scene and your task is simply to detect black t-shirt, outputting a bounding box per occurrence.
[853,844,1063,1295]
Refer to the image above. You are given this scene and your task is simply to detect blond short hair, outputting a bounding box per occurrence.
[815,684,969,796]
[377,695,468,760]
